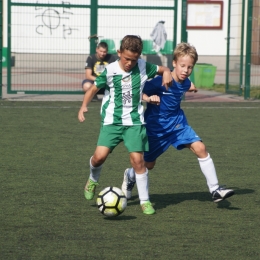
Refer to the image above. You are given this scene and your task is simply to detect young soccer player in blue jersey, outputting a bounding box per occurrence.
[121,42,234,207]
[78,35,172,215]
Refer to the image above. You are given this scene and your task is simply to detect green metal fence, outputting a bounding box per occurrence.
[2,0,177,95]
[226,0,258,99]
[226,0,245,96]
[250,0,260,96]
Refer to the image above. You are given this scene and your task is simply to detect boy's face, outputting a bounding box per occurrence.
[172,55,195,82]
[96,47,108,60]
[117,49,140,72]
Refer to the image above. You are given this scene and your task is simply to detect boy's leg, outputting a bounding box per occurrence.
[189,141,219,192]
[121,168,136,199]
[197,153,219,192]
[82,80,98,101]
[189,141,234,202]
[123,125,155,214]
[82,79,93,92]
[122,134,163,200]
[84,146,110,200]
[121,159,156,199]
[129,152,155,215]
[197,153,234,202]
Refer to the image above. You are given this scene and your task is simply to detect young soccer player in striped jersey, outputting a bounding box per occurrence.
[78,35,172,215]
[121,42,234,207]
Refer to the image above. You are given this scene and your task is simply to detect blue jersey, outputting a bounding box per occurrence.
[143,76,191,137]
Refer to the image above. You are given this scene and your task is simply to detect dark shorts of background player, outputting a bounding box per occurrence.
[144,125,202,162]
[82,79,105,95]
[97,125,149,153]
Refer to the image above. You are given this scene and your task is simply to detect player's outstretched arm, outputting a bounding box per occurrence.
[188,81,198,92]
[157,66,172,90]
[142,93,160,105]
[78,84,99,122]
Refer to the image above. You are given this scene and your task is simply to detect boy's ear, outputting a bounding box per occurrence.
[117,50,121,57]
[172,60,177,68]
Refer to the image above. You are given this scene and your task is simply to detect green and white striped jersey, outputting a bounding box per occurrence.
[95,59,158,126]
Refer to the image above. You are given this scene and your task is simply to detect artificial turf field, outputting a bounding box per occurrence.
[0,101,259,259]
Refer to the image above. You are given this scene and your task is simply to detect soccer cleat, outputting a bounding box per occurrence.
[212,186,234,203]
[84,179,99,200]
[121,168,136,199]
[141,201,155,215]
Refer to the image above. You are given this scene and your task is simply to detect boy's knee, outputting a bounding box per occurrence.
[82,83,91,92]
[92,154,106,166]
[194,143,208,158]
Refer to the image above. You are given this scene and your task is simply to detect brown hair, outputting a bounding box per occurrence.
[97,42,108,50]
[120,35,143,55]
[173,42,198,64]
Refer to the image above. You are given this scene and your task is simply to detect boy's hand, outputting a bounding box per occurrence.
[188,82,198,92]
[147,95,160,105]
[142,93,160,105]
[78,106,88,122]
[162,70,173,90]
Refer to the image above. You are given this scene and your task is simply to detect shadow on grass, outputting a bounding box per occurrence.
[127,187,254,211]
[103,215,137,221]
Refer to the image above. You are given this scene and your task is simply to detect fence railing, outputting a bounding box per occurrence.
[3,0,177,95]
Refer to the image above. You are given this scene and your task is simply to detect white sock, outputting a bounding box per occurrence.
[128,167,136,181]
[89,156,102,182]
[135,169,149,204]
[198,153,219,193]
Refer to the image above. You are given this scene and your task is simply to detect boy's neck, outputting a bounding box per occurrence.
[171,71,183,83]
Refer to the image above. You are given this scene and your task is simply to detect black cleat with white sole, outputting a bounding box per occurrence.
[212,186,234,203]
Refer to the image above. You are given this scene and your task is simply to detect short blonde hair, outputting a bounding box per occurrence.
[173,42,198,64]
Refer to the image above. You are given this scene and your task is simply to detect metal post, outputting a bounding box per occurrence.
[7,0,10,94]
[90,0,98,55]
[244,0,253,99]
[181,0,187,101]
[181,0,187,42]
[173,0,178,48]
[239,0,246,96]
[225,0,231,93]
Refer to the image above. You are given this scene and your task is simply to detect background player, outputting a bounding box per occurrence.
[82,41,117,100]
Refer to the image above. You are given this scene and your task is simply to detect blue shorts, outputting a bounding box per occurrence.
[144,125,201,162]
[82,79,94,87]
[82,79,104,94]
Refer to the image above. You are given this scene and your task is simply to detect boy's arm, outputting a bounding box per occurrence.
[85,56,96,81]
[142,93,160,105]
[85,68,96,81]
[157,66,172,90]
[78,84,99,122]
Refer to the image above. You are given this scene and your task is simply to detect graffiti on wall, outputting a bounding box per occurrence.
[35,1,78,39]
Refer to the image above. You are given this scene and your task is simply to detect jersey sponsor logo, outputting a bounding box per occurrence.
[122,84,132,89]
[122,91,133,105]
